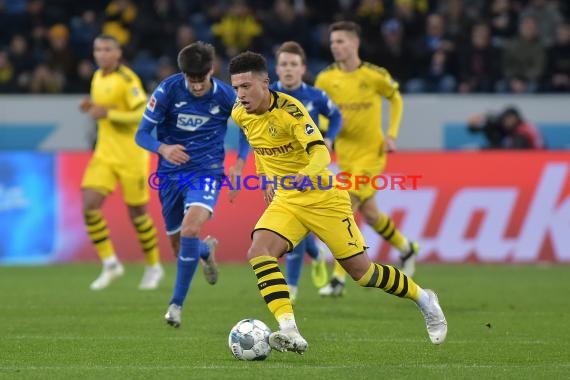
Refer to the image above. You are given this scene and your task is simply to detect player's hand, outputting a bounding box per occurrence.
[263,183,274,205]
[293,173,310,192]
[79,97,92,113]
[88,105,108,120]
[158,144,190,165]
[228,159,245,202]
[384,136,397,153]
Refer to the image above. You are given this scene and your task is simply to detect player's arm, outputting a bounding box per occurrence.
[292,113,331,190]
[227,128,250,202]
[136,117,189,166]
[234,124,250,168]
[135,87,188,165]
[386,91,403,149]
[298,142,330,177]
[109,77,150,124]
[90,77,149,123]
[317,90,342,150]
[254,153,274,204]
[230,129,250,174]
[374,69,403,152]
[79,97,92,113]
[106,102,146,124]
[287,102,331,177]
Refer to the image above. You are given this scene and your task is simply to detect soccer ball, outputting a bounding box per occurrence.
[228,318,272,360]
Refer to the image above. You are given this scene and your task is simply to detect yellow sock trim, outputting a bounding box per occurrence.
[332,260,346,281]
[373,213,409,253]
[250,255,293,320]
[133,214,159,266]
[357,263,419,301]
[84,210,114,260]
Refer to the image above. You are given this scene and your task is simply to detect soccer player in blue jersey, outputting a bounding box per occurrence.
[269,41,343,303]
[135,42,249,328]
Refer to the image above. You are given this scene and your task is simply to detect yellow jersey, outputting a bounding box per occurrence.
[314,62,399,163]
[232,91,335,205]
[90,64,148,166]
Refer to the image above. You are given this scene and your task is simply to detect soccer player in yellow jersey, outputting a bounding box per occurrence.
[229,51,447,354]
[315,21,419,297]
[80,34,163,291]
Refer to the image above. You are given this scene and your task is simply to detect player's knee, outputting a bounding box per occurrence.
[363,213,378,226]
[81,189,105,211]
[180,223,201,238]
[344,259,373,284]
[127,205,147,220]
[362,207,379,225]
[247,245,267,260]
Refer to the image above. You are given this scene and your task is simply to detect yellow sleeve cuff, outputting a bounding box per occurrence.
[387,91,403,138]
[107,103,145,124]
[298,143,330,177]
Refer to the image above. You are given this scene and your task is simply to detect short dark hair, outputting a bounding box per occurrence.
[329,21,361,38]
[177,42,215,79]
[275,41,307,65]
[95,34,120,47]
[229,51,268,76]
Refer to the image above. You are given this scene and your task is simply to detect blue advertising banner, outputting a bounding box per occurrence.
[0,152,56,264]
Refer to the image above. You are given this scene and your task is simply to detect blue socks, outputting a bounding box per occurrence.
[286,239,306,287]
[305,235,319,260]
[170,236,200,307]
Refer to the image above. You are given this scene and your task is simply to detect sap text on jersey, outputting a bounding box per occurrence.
[176,113,211,131]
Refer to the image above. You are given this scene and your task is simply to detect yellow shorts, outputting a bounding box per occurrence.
[254,187,367,260]
[81,157,149,206]
[339,154,387,203]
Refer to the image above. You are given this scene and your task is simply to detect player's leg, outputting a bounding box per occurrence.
[167,230,217,284]
[158,182,186,327]
[127,204,164,290]
[339,252,447,345]
[120,168,163,289]
[165,179,221,327]
[286,238,307,303]
[318,191,364,296]
[359,196,419,277]
[249,202,308,353]
[306,234,328,288]
[165,204,210,327]
[312,192,447,345]
[81,159,123,290]
[168,232,180,256]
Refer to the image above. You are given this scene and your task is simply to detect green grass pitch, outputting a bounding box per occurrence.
[1,263,569,379]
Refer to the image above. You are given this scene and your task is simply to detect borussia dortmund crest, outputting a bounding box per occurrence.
[268,124,278,137]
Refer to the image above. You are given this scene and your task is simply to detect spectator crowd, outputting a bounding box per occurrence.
[0,0,568,94]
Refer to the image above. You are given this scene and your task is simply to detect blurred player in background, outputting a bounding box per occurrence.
[136,42,249,328]
[315,21,419,297]
[229,51,447,354]
[80,34,163,291]
[270,41,344,303]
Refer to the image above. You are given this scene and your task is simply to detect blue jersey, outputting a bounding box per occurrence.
[136,74,248,177]
[269,81,342,140]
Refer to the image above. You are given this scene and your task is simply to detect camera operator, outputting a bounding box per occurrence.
[467,106,544,149]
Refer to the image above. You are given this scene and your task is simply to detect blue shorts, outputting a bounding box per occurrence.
[159,174,222,235]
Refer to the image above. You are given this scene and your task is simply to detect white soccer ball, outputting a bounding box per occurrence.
[228,318,272,361]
